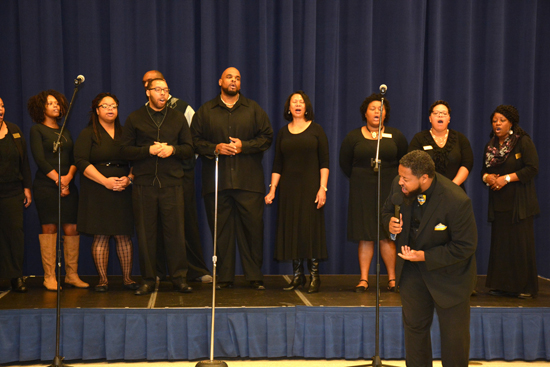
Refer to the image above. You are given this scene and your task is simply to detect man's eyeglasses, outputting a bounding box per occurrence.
[149,87,170,94]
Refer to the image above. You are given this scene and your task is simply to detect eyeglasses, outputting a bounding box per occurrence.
[431,111,448,117]
[149,87,170,94]
[99,104,118,110]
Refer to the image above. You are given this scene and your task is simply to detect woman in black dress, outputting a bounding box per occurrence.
[408,100,474,189]
[28,90,89,290]
[74,93,137,292]
[265,91,329,293]
[339,93,408,292]
[0,98,32,292]
[481,105,539,299]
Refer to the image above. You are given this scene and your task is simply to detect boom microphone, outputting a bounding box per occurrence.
[390,192,403,241]
[379,84,387,94]
[74,75,85,86]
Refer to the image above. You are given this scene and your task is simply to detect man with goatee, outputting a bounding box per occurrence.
[121,78,194,295]
[191,67,273,290]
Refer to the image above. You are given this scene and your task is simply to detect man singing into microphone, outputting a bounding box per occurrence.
[382,150,477,367]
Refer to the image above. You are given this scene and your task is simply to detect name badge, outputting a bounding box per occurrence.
[515,153,522,159]
[12,133,21,138]
[423,145,433,150]
[382,133,392,138]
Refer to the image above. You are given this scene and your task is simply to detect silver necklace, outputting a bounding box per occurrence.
[220,94,239,107]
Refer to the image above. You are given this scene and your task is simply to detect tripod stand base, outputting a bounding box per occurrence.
[50,355,72,367]
[348,355,397,367]
[195,360,228,367]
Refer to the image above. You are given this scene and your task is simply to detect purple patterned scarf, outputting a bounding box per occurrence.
[484,133,520,168]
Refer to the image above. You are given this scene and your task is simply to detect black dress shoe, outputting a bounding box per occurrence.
[488,289,508,297]
[250,281,265,290]
[215,281,233,289]
[174,282,193,293]
[123,282,140,290]
[94,284,109,292]
[134,283,154,296]
[11,278,27,293]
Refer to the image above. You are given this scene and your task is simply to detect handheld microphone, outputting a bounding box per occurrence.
[74,75,85,86]
[379,84,387,94]
[390,192,403,241]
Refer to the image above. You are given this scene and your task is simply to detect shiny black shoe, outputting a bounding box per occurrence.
[488,289,508,297]
[123,282,140,290]
[355,279,369,293]
[215,281,233,290]
[11,278,27,293]
[134,283,154,296]
[94,284,109,292]
[250,281,265,290]
[174,282,193,293]
[387,279,396,292]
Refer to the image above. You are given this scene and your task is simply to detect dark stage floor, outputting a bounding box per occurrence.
[0,275,548,310]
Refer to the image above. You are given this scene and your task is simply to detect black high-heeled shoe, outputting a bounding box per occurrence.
[387,279,396,292]
[307,259,320,293]
[284,259,306,291]
[355,279,369,293]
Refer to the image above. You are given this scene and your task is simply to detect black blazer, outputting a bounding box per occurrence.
[382,173,477,308]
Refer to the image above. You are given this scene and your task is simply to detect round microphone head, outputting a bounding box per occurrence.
[77,75,85,83]
[380,84,388,93]
[391,192,403,206]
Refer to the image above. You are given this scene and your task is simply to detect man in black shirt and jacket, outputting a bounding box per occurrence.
[121,78,195,295]
[382,150,477,367]
[191,67,273,290]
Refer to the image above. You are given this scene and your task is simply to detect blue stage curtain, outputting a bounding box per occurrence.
[1,307,550,363]
[0,0,549,278]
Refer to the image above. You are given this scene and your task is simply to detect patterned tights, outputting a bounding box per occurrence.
[92,235,135,286]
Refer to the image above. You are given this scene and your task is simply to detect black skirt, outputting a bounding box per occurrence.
[486,211,538,295]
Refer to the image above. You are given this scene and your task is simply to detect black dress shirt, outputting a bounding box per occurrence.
[191,94,273,195]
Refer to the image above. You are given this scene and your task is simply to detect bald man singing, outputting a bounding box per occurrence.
[191,67,273,290]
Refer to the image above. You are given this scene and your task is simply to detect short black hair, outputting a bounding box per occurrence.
[360,93,390,123]
[283,90,315,122]
[400,150,435,178]
[429,100,452,115]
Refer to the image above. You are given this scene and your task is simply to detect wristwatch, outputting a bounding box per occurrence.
[505,174,511,183]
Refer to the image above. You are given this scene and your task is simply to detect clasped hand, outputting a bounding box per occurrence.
[104,176,131,191]
[485,173,507,191]
[216,137,242,155]
[149,142,174,158]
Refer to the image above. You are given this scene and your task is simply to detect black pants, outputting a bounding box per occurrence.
[204,190,264,283]
[400,262,471,367]
[0,193,25,279]
[156,169,210,280]
[133,185,188,285]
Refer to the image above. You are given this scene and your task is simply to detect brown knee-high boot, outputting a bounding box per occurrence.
[63,235,89,288]
[39,233,59,291]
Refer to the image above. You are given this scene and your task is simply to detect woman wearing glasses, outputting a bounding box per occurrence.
[408,100,474,190]
[74,93,137,292]
[28,90,89,290]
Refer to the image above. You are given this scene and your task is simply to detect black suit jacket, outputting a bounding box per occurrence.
[382,173,477,308]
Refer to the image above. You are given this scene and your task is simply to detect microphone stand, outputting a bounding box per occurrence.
[196,151,228,367]
[50,80,83,367]
[350,90,396,367]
